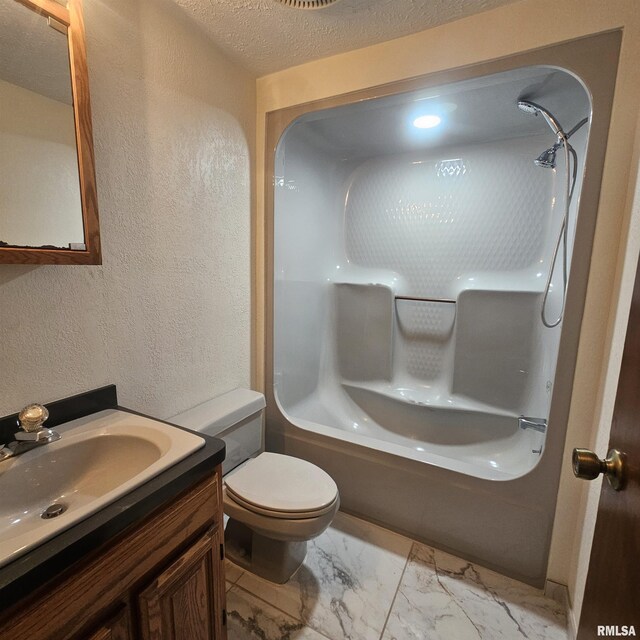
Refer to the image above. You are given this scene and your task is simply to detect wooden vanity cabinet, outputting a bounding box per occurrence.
[138,527,225,640]
[0,469,227,640]
[85,606,133,640]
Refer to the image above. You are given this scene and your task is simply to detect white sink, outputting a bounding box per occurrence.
[0,409,205,568]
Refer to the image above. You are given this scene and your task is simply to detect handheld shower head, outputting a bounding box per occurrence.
[517,100,564,138]
[516,100,540,115]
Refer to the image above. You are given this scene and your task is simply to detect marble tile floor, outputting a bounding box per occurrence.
[224,512,568,640]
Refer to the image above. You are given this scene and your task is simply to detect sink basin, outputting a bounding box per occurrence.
[0,409,205,568]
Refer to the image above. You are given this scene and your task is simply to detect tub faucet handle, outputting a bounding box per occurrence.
[519,416,547,433]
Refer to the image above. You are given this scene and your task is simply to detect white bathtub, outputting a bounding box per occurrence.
[282,383,545,481]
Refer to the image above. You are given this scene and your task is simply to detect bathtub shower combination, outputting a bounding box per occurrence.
[268,61,603,585]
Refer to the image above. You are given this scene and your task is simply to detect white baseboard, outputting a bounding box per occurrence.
[544,579,576,639]
[567,606,579,640]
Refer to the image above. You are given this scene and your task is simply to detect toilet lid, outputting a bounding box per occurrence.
[224,452,338,514]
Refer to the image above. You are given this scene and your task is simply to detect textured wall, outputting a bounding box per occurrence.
[0,0,255,418]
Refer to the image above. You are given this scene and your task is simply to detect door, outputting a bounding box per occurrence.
[138,527,226,640]
[576,262,640,638]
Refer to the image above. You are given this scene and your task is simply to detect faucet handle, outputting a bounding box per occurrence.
[18,404,49,433]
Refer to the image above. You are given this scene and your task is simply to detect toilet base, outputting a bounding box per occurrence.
[225,518,307,584]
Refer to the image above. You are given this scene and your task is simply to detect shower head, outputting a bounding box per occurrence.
[534,143,560,169]
[517,100,564,138]
[516,100,540,115]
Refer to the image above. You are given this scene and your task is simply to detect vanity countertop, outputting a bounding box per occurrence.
[0,385,225,612]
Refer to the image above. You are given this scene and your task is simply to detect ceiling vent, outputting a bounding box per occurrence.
[274,0,342,9]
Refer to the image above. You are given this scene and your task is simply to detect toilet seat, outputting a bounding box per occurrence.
[225,489,338,519]
[223,486,340,542]
[224,452,338,519]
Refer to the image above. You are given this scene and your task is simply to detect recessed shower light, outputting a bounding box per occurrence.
[413,115,442,129]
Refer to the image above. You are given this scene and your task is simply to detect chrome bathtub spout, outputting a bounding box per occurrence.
[519,416,547,433]
[0,403,60,462]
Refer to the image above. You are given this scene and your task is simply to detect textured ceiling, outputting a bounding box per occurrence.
[172,0,522,75]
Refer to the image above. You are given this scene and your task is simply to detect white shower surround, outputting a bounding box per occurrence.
[275,136,564,478]
[275,119,587,480]
[271,66,591,583]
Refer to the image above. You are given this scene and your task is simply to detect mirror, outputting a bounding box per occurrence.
[0,0,101,264]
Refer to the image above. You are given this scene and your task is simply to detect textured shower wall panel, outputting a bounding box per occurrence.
[334,283,394,381]
[395,299,456,381]
[344,137,556,298]
[453,290,541,412]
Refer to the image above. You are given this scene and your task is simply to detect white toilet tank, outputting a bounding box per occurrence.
[171,388,266,474]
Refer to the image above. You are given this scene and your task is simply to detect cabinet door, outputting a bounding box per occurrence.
[84,606,133,640]
[138,527,226,640]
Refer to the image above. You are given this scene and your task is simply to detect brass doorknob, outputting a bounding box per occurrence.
[572,448,627,491]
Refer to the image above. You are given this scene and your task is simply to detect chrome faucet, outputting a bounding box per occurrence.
[0,404,61,461]
[519,416,547,433]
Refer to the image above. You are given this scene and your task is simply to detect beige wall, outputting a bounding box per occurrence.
[0,0,255,419]
[255,0,640,629]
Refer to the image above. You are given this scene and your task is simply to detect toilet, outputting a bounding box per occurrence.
[171,388,339,583]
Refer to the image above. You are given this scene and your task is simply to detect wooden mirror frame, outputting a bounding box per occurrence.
[1,0,101,265]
